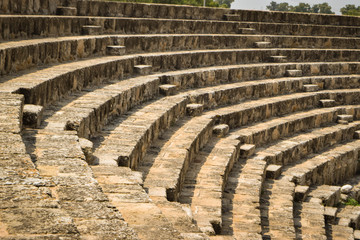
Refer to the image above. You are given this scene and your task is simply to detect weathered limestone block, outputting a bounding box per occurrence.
[354,230,360,240]
[269,55,287,63]
[308,185,341,206]
[240,144,255,158]
[134,65,152,75]
[82,25,101,35]
[294,185,310,202]
[320,99,336,108]
[266,165,282,179]
[23,104,43,128]
[186,103,203,117]
[341,185,353,194]
[285,69,302,77]
[159,84,177,96]
[254,41,271,48]
[56,6,77,16]
[212,124,229,138]
[303,84,319,92]
[106,45,126,55]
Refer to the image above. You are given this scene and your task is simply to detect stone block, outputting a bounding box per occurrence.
[223,14,241,21]
[354,230,360,240]
[265,164,282,179]
[269,55,287,63]
[186,104,204,117]
[134,65,152,75]
[338,120,349,125]
[303,84,319,92]
[320,99,336,108]
[338,114,353,123]
[354,130,360,139]
[56,6,77,16]
[254,41,271,48]
[23,104,43,128]
[240,144,255,158]
[106,45,126,56]
[212,124,229,138]
[82,25,101,35]
[237,28,256,34]
[341,185,353,194]
[79,138,94,164]
[324,207,337,224]
[295,185,309,202]
[159,84,177,96]
[285,69,302,77]
[148,187,167,198]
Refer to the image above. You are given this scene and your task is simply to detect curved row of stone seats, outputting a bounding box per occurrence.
[6,34,360,77]
[4,0,360,28]
[179,136,241,235]
[0,15,241,40]
[76,0,360,27]
[283,139,360,186]
[142,116,214,201]
[239,21,360,37]
[5,47,360,108]
[2,15,360,41]
[92,95,188,168]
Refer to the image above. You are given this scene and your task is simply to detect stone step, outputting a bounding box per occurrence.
[320,99,336,108]
[269,55,287,63]
[307,185,341,207]
[285,69,302,77]
[23,104,43,129]
[223,14,241,21]
[143,116,215,201]
[179,137,241,235]
[299,198,327,239]
[212,124,230,138]
[222,157,266,238]
[106,45,126,56]
[332,225,355,240]
[254,41,271,48]
[261,178,296,239]
[337,205,360,229]
[134,65,152,75]
[303,84,319,92]
[160,84,177,96]
[93,95,188,169]
[186,103,204,117]
[81,25,102,35]
[56,6,77,16]
[91,165,182,240]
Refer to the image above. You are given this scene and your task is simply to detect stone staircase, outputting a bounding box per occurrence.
[2,0,360,239]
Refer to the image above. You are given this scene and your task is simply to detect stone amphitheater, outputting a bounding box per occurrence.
[3,0,360,239]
